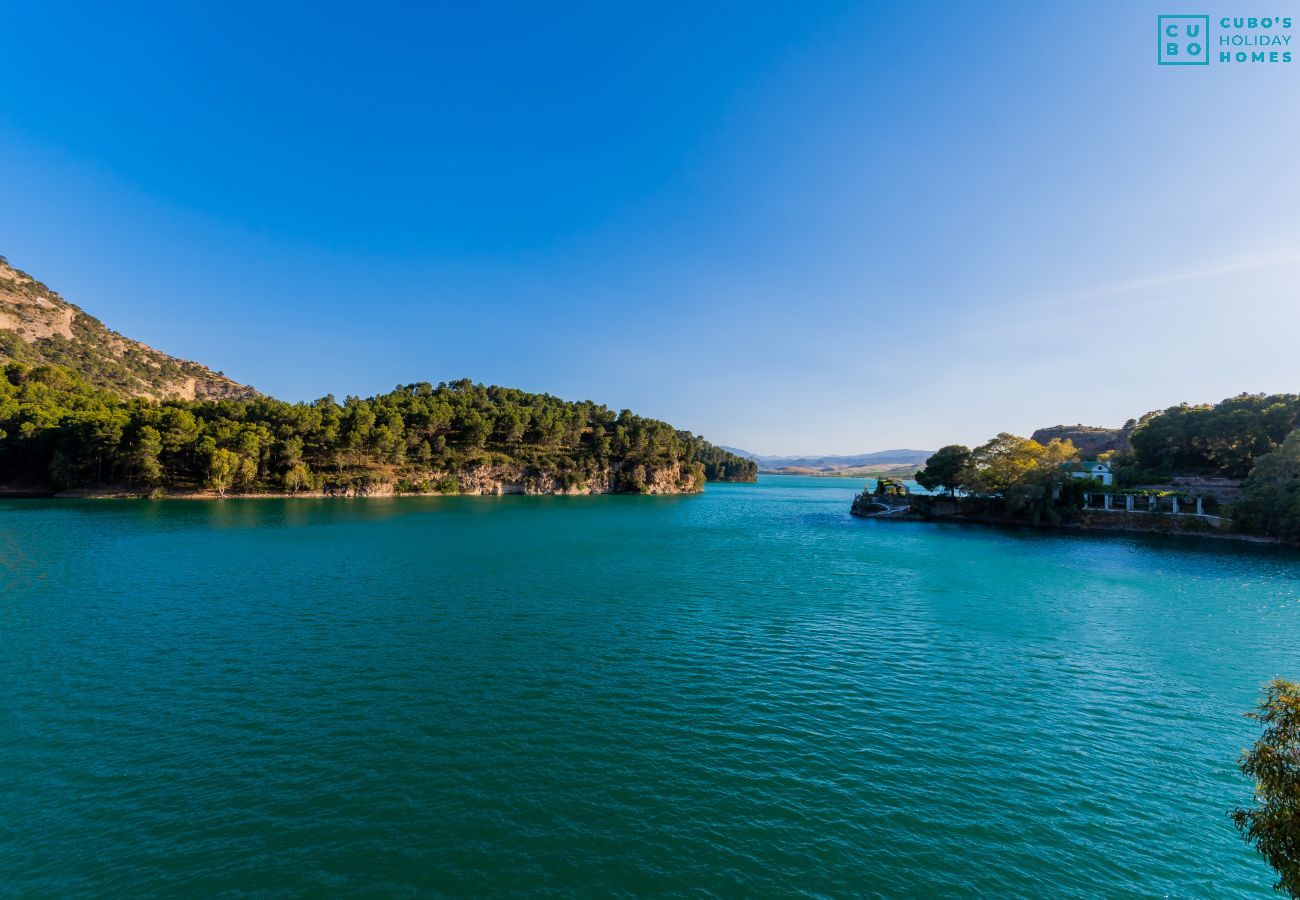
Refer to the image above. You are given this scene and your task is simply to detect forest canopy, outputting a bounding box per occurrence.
[0,362,756,495]
[1125,393,1300,479]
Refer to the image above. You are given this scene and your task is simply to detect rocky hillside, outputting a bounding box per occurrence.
[1030,423,1131,457]
[0,255,756,497]
[0,255,254,401]
[0,366,756,496]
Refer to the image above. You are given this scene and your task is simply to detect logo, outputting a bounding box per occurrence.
[1157,14,1293,65]
[1159,14,1210,64]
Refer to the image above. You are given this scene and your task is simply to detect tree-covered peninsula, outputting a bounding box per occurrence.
[0,363,757,496]
[0,254,755,497]
[890,392,1300,543]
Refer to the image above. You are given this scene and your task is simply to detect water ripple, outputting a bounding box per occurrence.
[1,481,1297,895]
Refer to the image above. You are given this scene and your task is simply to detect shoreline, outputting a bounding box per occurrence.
[0,485,711,501]
[853,505,1290,547]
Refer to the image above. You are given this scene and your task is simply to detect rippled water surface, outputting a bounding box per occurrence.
[4,476,1300,895]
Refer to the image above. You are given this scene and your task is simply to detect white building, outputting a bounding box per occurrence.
[1065,460,1114,486]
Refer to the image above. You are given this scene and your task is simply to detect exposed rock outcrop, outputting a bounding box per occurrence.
[45,461,705,499]
[0,255,255,401]
[431,461,700,496]
[1029,423,1131,457]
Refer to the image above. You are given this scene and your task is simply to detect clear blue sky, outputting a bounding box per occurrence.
[3,2,1298,453]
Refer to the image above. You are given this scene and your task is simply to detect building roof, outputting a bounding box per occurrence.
[1063,460,1112,472]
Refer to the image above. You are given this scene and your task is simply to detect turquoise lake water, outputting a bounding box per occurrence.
[3,475,1299,895]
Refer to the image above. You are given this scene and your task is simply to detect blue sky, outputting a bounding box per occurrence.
[3,2,1298,453]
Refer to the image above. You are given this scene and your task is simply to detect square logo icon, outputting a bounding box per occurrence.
[1159,15,1210,64]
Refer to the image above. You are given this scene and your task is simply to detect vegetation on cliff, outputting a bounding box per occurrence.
[0,363,756,495]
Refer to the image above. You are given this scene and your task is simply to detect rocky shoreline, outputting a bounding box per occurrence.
[850,493,1290,546]
[2,462,706,500]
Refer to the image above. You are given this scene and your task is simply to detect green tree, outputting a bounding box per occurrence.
[1234,430,1300,542]
[957,434,1079,523]
[457,409,491,450]
[158,407,200,452]
[283,462,314,492]
[1232,679,1300,896]
[688,460,707,491]
[1131,393,1300,477]
[624,464,648,493]
[964,434,1078,497]
[873,476,907,497]
[915,444,972,495]
[1021,438,1078,492]
[206,448,241,497]
[237,454,258,488]
[133,425,164,486]
[235,430,264,478]
[85,411,126,483]
[968,434,1046,495]
[278,435,305,470]
[498,406,527,445]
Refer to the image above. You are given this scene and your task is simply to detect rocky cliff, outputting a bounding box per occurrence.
[0,255,255,401]
[54,460,704,499]
[1029,423,1131,457]
[443,461,699,496]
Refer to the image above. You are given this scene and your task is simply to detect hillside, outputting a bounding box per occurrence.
[0,256,254,401]
[0,256,755,496]
[1029,424,1131,457]
[0,367,756,496]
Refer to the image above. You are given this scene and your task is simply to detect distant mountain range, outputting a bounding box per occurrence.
[720,447,933,475]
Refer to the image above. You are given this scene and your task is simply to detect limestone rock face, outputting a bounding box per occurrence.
[0,255,256,401]
[452,461,700,496]
[303,462,704,498]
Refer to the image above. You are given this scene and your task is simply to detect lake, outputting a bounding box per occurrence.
[3,475,1298,895]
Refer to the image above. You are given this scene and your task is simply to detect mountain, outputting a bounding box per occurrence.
[0,256,254,401]
[721,447,934,474]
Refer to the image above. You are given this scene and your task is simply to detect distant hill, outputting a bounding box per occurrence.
[721,447,933,474]
[0,255,254,401]
[1030,423,1132,457]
